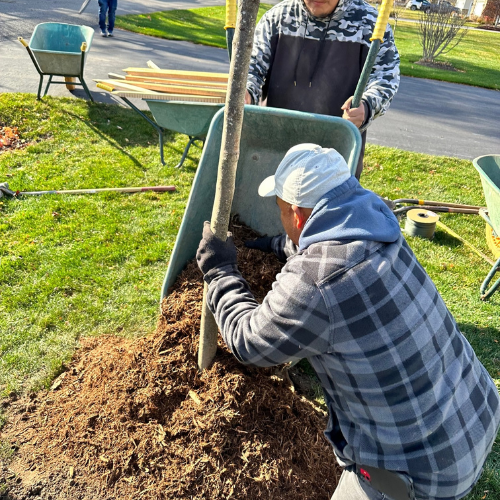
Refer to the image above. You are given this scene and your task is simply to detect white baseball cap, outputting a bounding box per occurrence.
[258,144,351,208]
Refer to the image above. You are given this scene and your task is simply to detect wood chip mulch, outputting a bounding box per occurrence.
[0,220,340,500]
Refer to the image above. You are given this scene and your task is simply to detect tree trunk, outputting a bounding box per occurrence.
[198,0,261,371]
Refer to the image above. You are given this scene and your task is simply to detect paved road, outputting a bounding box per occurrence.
[0,0,499,160]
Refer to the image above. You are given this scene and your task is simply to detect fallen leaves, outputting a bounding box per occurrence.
[0,126,27,152]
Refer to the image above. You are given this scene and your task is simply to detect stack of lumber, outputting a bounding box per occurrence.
[95,65,229,103]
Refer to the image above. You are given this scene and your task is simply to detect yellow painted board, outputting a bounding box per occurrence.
[123,68,229,83]
[112,91,226,103]
[118,80,226,97]
[94,79,162,93]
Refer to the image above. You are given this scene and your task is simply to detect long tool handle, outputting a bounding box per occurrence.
[198,0,261,371]
[351,0,392,108]
[19,186,175,196]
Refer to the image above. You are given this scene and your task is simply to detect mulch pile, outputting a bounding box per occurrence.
[0,126,26,153]
[1,220,340,500]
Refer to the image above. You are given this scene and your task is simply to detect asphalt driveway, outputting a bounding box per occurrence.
[0,0,498,161]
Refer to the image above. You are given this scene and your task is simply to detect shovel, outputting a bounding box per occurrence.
[0,182,175,198]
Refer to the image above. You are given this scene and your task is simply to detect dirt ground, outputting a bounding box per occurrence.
[0,220,340,500]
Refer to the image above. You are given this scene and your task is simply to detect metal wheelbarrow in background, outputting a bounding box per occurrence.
[473,154,500,300]
[120,97,223,168]
[160,105,362,301]
[18,22,94,101]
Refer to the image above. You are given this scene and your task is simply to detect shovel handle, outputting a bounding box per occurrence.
[351,0,392,109]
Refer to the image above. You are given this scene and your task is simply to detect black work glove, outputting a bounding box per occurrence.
[196,221,237,276]
[244,235,274,253]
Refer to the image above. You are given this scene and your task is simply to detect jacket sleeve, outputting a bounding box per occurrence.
[204,261,331,367]
[360,24,400,132]
[246,11,278,105]
[270,234,299,262]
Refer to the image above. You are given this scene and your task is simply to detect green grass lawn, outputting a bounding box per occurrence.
[115,6,500,91]
[0,94,201,399]
[1,94,499,498]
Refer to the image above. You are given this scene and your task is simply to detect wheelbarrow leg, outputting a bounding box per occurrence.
[78,77,94,102]
[37,75,44,100]
[120,97,166,165]
[175,136,202,169]
[43,75,53,97]
[480,257,500,300]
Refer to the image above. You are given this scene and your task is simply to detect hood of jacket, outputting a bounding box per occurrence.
[298,176,401,250]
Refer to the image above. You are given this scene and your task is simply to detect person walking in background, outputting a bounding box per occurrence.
[98,0,117,37]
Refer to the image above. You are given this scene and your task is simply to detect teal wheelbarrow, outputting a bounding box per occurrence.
[119,97,223,168]
[160,105,362,301]
[19,22,94,101]
[473,155,500,300]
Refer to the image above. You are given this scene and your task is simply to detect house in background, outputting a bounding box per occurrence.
[455,0,499,19]
[455,0,483,15]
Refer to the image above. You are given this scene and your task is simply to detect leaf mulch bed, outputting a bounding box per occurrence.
[1,220,340,500]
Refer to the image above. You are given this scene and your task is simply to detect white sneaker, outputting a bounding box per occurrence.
[101,31,108,37]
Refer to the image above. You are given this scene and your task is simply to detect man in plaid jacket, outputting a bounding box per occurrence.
[196,144,500,500]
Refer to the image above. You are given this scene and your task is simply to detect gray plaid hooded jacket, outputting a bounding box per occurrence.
[204,178,500,500]
[247,0,400,131]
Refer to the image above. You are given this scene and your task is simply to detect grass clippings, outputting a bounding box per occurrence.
[1,221,340,500]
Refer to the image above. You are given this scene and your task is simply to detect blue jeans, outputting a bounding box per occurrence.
[98,0,117,33]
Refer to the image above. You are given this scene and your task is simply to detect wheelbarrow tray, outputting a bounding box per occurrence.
[161,105,362,300]
[145,100,224,138]
[473,155,500,235]
[29,22,94,76]
[473,154,500,299]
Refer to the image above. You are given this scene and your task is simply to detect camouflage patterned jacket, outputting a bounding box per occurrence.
[247,0,400,131]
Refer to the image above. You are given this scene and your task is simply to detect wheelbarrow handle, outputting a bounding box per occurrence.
[81,42,88,52]
[18,37,29,48]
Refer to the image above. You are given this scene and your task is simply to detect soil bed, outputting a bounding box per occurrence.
[1,220,340,499]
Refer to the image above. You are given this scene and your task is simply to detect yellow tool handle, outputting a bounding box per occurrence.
[225,0,237,30]
[97,82,114,92]
[370,0,392,42]
[18,37,29,47]
[81,42,88,52]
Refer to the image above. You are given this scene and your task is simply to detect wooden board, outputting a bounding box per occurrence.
[112,91,226,103]
[123,68,229,83]
[118,80,226,97]
[94,79,162,94]
[124,75,227,89]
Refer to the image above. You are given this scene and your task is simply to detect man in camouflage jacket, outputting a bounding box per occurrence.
[196,144,500,500]
[245,0,400,178]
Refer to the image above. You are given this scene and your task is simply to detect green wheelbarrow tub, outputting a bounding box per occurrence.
[473,155,500,235]
[473,154,500,299]
[29,22,94,76]
[161,105,362,301]
[144,100,224,138]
